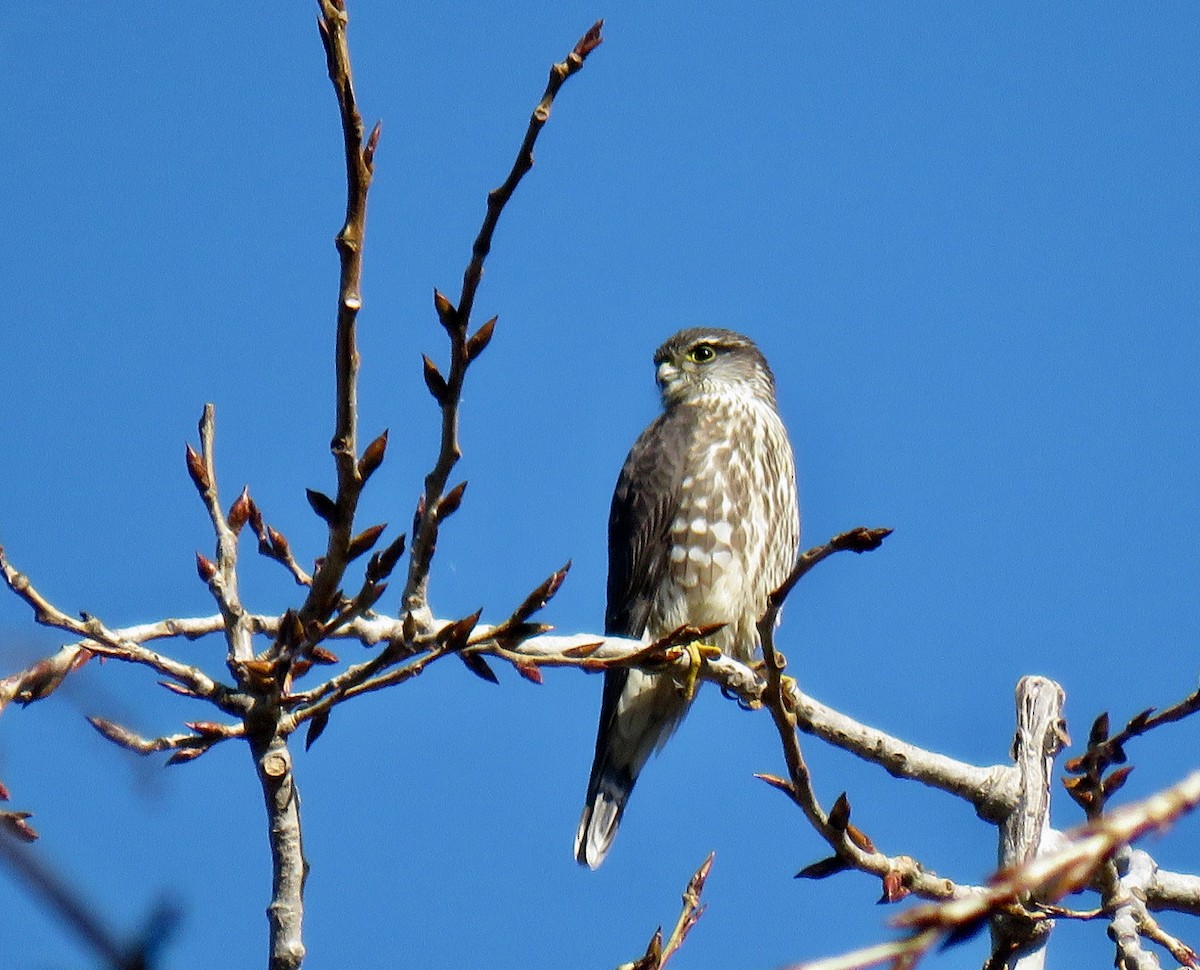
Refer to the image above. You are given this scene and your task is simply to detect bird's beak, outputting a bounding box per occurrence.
[656,361,678,388]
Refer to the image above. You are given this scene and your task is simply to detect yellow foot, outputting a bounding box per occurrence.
[682,642,722,702]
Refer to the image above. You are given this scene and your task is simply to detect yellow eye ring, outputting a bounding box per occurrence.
[688,344,717,364]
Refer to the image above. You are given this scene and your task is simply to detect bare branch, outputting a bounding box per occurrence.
[298,0,387,651]
[252,737,306,970]
[0,643,92,713]
[769,527,893,611]
[0,550,243,715]
[0,830,179,970]
[618,852,713,970]
[780,931,940,970]
[989,676,1069,966]
[189,405,256,666]
[1104,848,1200,968]
[789,685,1017,818]
[401,21,604,627]
[750,526,976,906]
[893,770,1200,958]
[1146,868,1200,917]
[87,715,242,764]
[789,772,1200,970]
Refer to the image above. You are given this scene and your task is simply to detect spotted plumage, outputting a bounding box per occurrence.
[575,328,800,869]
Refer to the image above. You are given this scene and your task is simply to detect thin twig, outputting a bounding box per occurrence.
[188,406,255,665]
[790,772,1200,970]
[618,853,714,970]
[895,770,1200,951]
[0,831,179,970]
[400,21,604,627]
[755,528,964,903]
[301,0,387,644]
[0,549,243,715]
[87,715,243,764]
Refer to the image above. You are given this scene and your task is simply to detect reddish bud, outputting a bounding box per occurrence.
[227,487,252,534]
[461,652,499,685]
[267,527,290,559]
[433,288,458,330]
[511,561,571,623]
[347,523,386,562]
[563,641,602,658]
[466,316,497,362]
[422,355,449,405]
[880,870,911,904]
[309,646,339,665]
[306,710,331,751]
[1103,766,1135,798]
[795,856,849,880]
[574,19,604,58]
[159,681,201,699]
[437,481,468,520]
[364,120,382,167]
[828,792,852,833]
[358,429,389,481]
[195,552,217,582]
[0,811,39,843]
[305,488,338,524]
[438,609,483,652]
[847,822,876,853]
[514,662,543,685]
[247,498,265,538]
[185,444,209,493]
[367,532,407,582]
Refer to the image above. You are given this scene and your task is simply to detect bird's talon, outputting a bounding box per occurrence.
[682,642,707,702]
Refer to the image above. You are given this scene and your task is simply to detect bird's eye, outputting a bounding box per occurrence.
[688,344,717,364]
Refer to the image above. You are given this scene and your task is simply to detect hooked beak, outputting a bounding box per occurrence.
[656,360,679,388]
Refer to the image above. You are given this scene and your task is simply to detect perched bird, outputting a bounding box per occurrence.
[575,328,800,869]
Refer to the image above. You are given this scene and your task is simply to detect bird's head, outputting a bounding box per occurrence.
[653,328,777,408]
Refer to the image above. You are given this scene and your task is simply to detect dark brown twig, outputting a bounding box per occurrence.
[754,528,958,904]
[0,830,179,970]
[401,21,604,627]
[619,853,714,970]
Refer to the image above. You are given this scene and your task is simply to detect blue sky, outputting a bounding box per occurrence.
[2,4,1199,968]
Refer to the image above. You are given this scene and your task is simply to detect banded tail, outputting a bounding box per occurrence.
[575,668,690,868]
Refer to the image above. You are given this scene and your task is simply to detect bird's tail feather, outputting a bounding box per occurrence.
[575,670,690,869]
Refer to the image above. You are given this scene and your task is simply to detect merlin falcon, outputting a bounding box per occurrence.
[575,328,800,869]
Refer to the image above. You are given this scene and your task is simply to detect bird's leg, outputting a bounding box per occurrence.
[682,642,723,702]
[778,674,799,709]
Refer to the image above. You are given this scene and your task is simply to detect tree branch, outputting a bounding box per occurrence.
[400,20,604,627]
[893,770,1200,963]
[618,853,713,970]
[0,830,179,970]
[300,0,387,645]
[0,549,244,715]
[789,685,1017,819]
[188,405,256,666]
